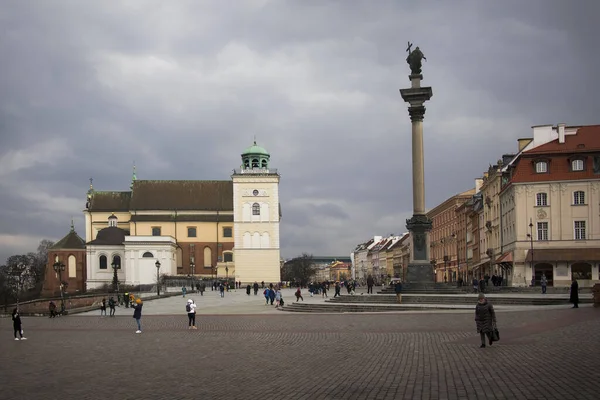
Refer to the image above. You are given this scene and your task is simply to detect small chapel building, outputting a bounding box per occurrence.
[46,142,282,293]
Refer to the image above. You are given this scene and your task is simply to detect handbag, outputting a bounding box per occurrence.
[491,324,500,342]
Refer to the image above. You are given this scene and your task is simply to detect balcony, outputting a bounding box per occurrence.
[232,168,279,175]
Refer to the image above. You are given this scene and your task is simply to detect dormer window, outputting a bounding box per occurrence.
[535,161,548,173]
[571,159,584,171]
[108,214,118,227]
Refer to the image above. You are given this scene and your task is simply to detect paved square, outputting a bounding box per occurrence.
[1,298,599,400]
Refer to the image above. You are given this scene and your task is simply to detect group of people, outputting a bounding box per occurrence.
[263,284,284,308]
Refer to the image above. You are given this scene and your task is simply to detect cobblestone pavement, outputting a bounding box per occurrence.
[1,307,598,400]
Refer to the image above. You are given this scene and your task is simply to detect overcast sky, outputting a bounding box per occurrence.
[1,0,598,264]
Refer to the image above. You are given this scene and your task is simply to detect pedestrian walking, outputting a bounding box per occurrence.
[367,275,374,294]
[186,299,197,329]
[12,308,26,341]
[475,293,496,348]
[200,282,206,296]
[295,287,304,302]
[182,286,187,297]
[394,280,403,304]
[269,287,276,305]
[219,283,225,297]
[541,274,548,294]
[48,301,57,318]
[100,298,107,316]
[132,298,143,334]
[264,288,270,305]
[108,297,116,316]
[275,288,282,308]
[334,282,341,298]
[246,284,251,296]
[570,278,579,308]
[253,282,259,295]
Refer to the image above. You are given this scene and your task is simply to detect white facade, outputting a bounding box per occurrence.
[86,236,177,289]
[232,171,281,284]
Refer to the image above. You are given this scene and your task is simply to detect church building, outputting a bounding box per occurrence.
[73,142,281,290]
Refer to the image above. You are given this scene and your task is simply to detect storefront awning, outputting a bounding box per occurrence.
[470,259,490,271]
[495,252,513,264]
[525,248,600,263]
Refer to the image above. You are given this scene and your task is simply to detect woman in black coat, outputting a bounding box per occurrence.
[475,293,496,348]
[570,278,579,308]
[12,308,26,340]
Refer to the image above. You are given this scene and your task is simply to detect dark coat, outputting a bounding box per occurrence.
[394,282,403,294]
[132,303,143,319]
[570,280,579,303]
[475,300,496,333]
[12,310,22,328]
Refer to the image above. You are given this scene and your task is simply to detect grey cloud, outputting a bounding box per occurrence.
[0,0,597,263]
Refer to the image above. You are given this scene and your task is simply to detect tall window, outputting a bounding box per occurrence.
[187,227,197,237]
[571,159,584,171]
[574,221,586,240]
[223,227,232,238]
[99,255,107,269]
[152,227,161,236]
[536,193,548,206]
[112,255,121,269]
[537,222,549,241]
[535,161,548,173]
[252,203,260,215]
[573,191,585,205]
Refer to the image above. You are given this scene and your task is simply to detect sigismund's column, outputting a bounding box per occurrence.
[400,43,434,285]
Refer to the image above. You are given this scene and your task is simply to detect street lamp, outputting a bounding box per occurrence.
[441,238,448,283]
[430,259,437,283]
[111,261,120,300]
[190,261,195,291]
[53,260,66,312]
[155,260,161,296]
[527,218,534,286]
[225,266,229,289]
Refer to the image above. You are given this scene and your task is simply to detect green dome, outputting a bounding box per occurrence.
[242,141,269,156]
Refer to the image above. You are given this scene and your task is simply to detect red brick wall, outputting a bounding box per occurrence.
[42,250,87,297]
[179,241,234,274]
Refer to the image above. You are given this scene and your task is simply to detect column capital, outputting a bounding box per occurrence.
[408,105,426,122]
[406,214,432,233]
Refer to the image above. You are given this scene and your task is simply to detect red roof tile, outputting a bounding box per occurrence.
[526,125,600,154]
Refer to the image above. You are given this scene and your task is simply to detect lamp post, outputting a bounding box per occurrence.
[155,260,161,296]
[111,261,120,299]
[52,260,66,312]
[430,259,437,282]
[527,218,534,286]
[190,262,195,291]
[441,238,448,283]
[225,266,229,289]
[452,232,459,284]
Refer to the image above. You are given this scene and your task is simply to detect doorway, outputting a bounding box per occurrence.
[534,263,553,287]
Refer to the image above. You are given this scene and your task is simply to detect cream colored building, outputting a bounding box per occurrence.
[84,142,281,289]
[500,124,600,287]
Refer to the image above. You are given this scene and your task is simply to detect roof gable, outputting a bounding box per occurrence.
[51,230,86,250]
[526,125,600,154]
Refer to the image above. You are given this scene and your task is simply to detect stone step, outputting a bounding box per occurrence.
[326,295,592,306]
[280,303,466,313]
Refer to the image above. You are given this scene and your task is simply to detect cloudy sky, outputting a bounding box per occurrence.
[1,0,598,263]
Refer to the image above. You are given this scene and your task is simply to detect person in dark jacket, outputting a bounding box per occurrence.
[12,308,26,340]
[246,284,251,295]
[475,293,496,348]
[394,280,403,304]
[367,275,374,294]
[253,282,259,295]
[108,297,116,317]
[132,298,143,333]
[570,278,579,308]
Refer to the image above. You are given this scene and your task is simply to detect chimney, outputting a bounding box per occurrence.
[518,138,532,152]
[475,178,484,193]
[558,123,566,144]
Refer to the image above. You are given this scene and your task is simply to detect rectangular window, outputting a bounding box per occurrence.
[187,227,197,237]
[537,222,548,241]
[223,227,232,238]
[571,159,584,171]
[536,193,548,207]
[224,252,233,262]
[574,221,586,240]
[573,191,585,205]
[152,227,161,236]
[535,161,548,173]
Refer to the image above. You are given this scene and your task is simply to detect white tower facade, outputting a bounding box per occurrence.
[232,142,281,284]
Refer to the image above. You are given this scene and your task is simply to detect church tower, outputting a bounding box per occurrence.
[232,141,281,284]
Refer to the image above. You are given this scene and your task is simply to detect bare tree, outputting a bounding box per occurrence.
[281,253,317,286]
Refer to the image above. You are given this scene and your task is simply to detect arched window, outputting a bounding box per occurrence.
[252,159,259,168]
[68,255,76,278]
[112,255,121,269]
[108,214,118,227]
[536,193,548,207]
[142,252,154,258]
[204,246,212,267]
[571,159,584,171]
[244,159,250,168]
[252,203,260,215]
[99,255,107,269]
[261,159,268,168]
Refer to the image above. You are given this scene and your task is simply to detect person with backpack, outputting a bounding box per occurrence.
[108,297,116,316]
[186,299,197,329]
[12,308,26,341]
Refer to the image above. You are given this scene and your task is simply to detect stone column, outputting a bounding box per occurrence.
[400,74,433,284]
